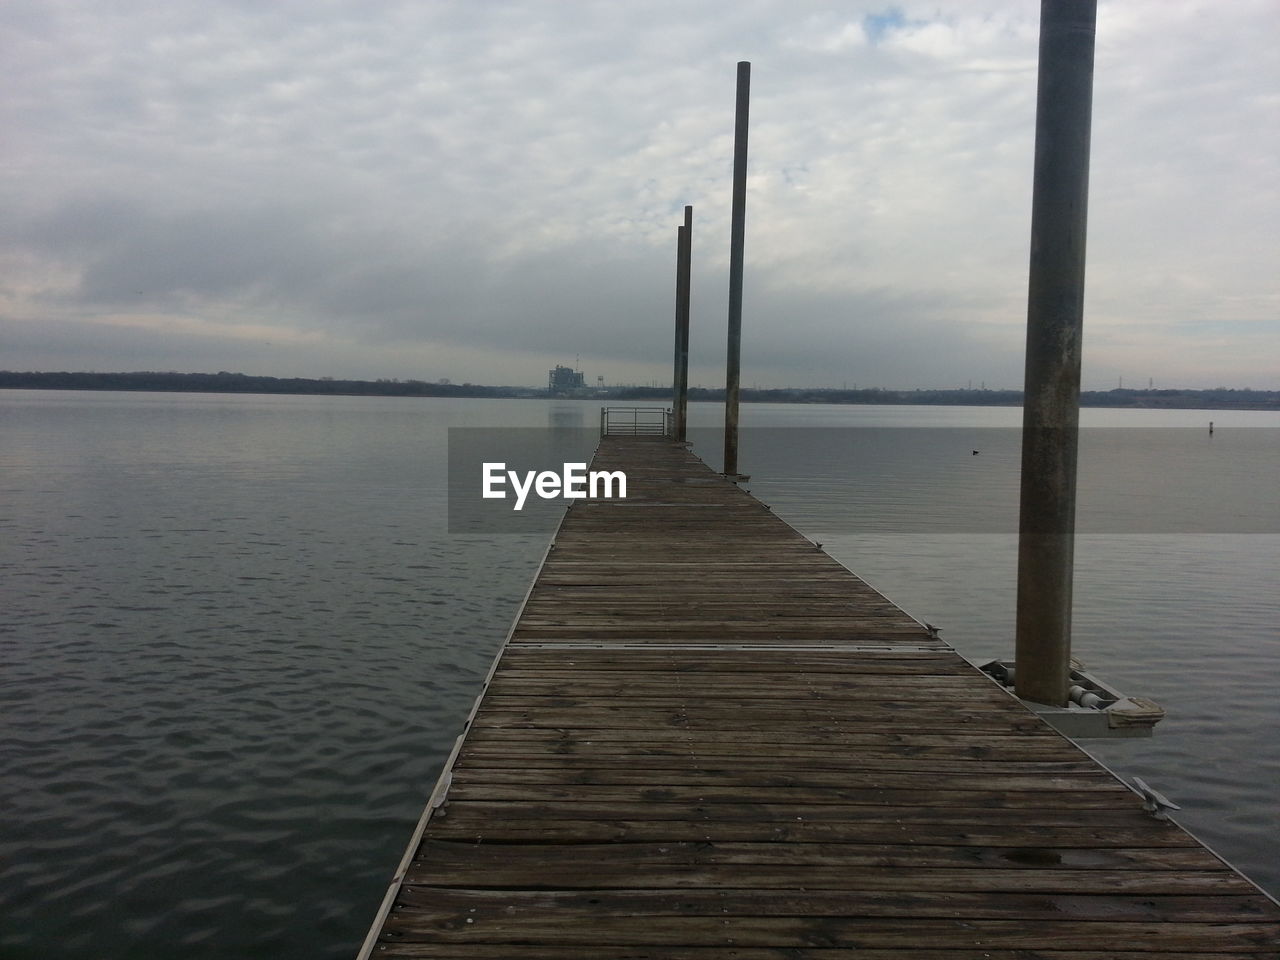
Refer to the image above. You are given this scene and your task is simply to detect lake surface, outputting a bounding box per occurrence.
[2,390,1277,958]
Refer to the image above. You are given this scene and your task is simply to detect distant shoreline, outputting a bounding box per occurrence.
[2,370,1278,411]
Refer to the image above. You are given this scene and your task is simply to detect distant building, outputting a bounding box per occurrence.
[548,364,586,396]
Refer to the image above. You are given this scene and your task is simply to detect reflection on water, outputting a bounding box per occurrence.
[1,392,1277,960]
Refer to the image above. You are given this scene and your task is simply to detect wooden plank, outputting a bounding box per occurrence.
[455,738,1114,762]
[381,912,1280,949]
[403,863,1255,896]
[471,714,1053,734]
[407,839,1230,880]
[472,700,1043,718]
[377,947,1275,960]
[457,736,1077,756]
[424,816,1202,848]
[497,648,962,663]
[441,783,1143,809]
[432,799,1181,828]
[449,755,1113,775]
[472,702,1044,721]
[397,885,1276,924]
[446,767,1122,792]
[483,674,1002,689]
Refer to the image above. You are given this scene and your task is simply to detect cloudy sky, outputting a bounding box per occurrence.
[3,1,1276,390]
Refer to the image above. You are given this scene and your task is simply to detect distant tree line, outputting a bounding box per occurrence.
[686,386,1280,409]
[612,384,1280,410]
[3,370,1278,410]
[0,370,538,399]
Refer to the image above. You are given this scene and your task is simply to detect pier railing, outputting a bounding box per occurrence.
[600,406,671,437]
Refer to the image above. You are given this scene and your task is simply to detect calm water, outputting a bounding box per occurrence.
[1,391,1277,958]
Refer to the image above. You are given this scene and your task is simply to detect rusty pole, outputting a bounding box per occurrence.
[723,61,750,477]
[677,205,692,441]
[1014,0,1098,707]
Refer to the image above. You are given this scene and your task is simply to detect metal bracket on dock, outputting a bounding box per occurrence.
[980,658,1165,739]
[1132,776,1182,820]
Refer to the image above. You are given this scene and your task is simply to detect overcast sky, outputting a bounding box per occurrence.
[3,1,1277,390]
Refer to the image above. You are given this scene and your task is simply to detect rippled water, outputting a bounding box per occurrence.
[1,391,1276,958]
[0,392,553,959]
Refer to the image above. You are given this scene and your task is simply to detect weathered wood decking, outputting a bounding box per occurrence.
[363,436,1280,958]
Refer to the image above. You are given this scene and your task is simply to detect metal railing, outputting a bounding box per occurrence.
[600,406,672,438]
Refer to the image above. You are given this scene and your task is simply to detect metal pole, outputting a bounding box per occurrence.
[672,224,685,440]
[677,205,692,441]
[1014,0,1097,707]
[723,61,750,476]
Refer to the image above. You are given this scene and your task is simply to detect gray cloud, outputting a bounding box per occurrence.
[3,1,1277,388]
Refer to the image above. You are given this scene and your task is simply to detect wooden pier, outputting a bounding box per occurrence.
[361,436,1280,958]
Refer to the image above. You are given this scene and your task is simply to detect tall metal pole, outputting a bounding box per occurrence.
[676,204,692,441]
[723,61,750,476]
[1014,0,1097,707]
[672,224,686,439]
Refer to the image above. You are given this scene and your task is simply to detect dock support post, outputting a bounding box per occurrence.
[1015,0,1097,707]
[723,61,750,476]
[673,224,687,440]
[676,205,692,441]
